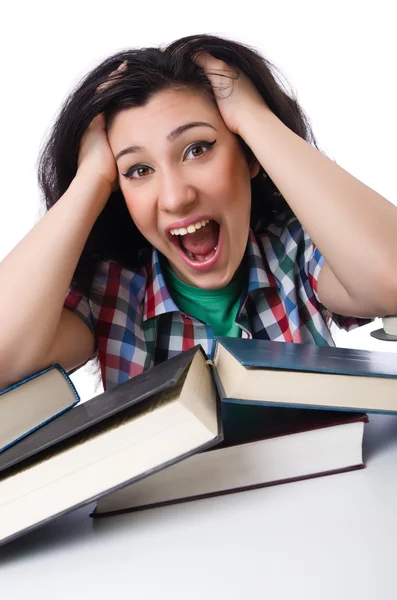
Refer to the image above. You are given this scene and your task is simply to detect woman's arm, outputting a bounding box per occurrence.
[0,170,110,388]
[239,107,397,317]
[0,111,117,388]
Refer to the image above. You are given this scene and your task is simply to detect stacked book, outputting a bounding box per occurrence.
[1,337,397,546]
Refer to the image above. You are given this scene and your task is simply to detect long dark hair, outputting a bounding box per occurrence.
[38,33,321,297]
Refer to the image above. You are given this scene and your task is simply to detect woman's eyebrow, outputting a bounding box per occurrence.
[167,121,217,141]
[115,121,217,161]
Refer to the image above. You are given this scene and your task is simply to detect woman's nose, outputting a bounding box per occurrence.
[157,170,198,214]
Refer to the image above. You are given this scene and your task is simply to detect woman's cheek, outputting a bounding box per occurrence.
[125,193,156,234]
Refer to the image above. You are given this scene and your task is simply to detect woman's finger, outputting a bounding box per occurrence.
[193,52,237,77]
[193,52,238,98]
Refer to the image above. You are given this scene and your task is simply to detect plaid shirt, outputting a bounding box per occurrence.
[64,211,370,391]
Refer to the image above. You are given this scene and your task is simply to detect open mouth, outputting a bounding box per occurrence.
[169,219,221,269]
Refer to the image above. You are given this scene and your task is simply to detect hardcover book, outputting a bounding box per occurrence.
[212,337,397,413]
[0,346,221,545]
[92,403,368,517]
[0,364,79,453]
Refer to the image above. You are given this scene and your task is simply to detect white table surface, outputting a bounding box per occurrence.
[1,412,397,599]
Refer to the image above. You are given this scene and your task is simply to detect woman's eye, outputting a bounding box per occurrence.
[122,165,153,179]
[184,140,216,160]
[122,140,217,179]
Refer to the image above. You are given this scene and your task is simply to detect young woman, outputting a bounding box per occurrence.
[1,34,396,392]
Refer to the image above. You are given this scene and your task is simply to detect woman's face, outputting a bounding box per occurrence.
[108,87,258,289]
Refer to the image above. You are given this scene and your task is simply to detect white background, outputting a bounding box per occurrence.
[0,0,396,399]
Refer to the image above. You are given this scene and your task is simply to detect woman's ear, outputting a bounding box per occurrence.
[249,158,260,179]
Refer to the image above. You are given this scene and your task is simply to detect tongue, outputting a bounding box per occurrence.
[180,221,219,256]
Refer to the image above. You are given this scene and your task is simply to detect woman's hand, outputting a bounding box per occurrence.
[77,62,127,191]
[77,113,118,191]
[192,52,270,137]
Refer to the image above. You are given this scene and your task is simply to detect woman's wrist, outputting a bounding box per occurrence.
[74,165,113,194]
[238,103,282,145]
[72,166,114,209]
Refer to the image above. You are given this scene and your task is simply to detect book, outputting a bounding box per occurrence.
[212,337,397,414]
[0,346,221,546]
[1,337,393,544]
[0,364,80,454]
[92,403,368,517]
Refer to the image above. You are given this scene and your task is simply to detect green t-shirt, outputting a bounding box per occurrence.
[165,264,244,338]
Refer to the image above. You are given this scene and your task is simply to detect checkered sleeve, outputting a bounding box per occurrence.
[308,243,373,331]
[63,284,96,335]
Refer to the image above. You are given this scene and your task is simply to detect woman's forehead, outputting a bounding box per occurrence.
[108,87,220,143]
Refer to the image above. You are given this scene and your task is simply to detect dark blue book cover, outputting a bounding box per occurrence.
[214,337,397,378]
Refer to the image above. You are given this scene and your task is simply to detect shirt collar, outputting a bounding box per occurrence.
[245,229,278,293]
[143,230,277,321]
[143,248,179,321]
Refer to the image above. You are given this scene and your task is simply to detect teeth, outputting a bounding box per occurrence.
[170,219,210,236]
